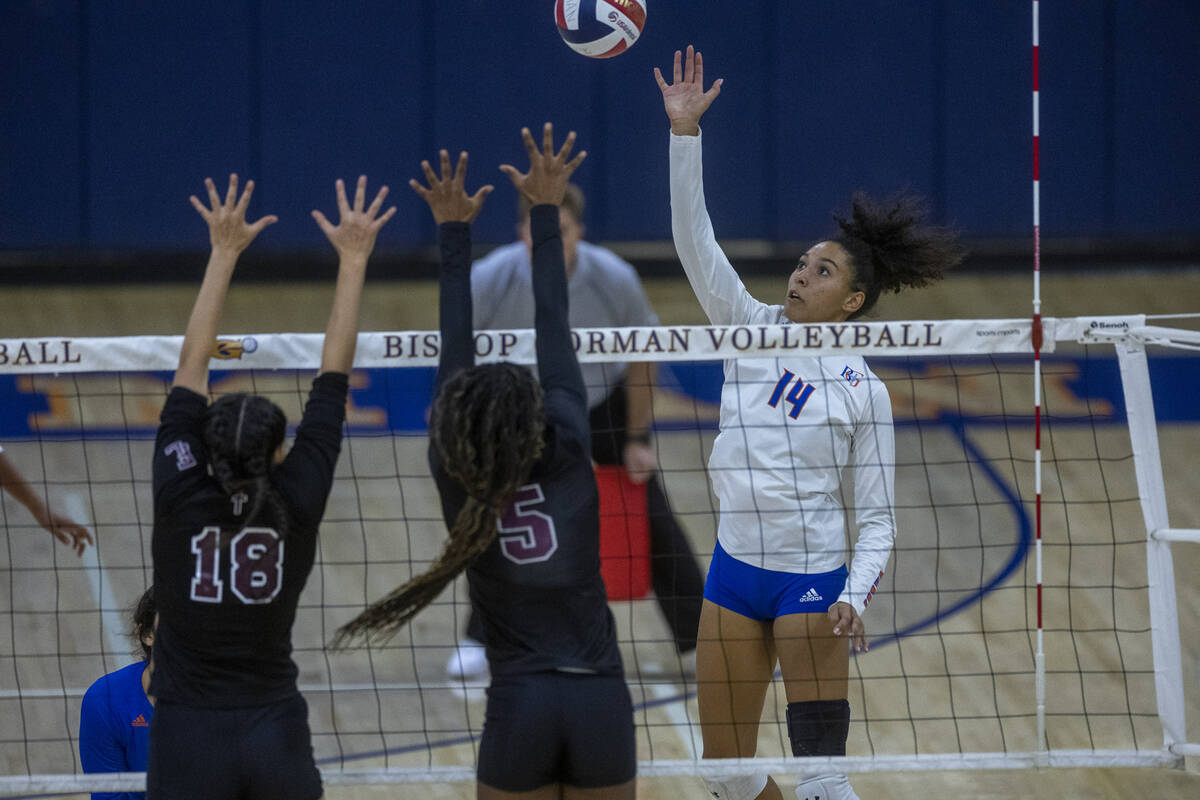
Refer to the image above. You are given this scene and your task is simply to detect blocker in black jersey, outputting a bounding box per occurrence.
[146,171,393,800]
[343,135,634,795]
[430,207,624,680]
[150,372,347,707]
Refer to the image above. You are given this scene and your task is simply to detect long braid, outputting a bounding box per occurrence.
[334,363,545,647]
[204,393,289,539]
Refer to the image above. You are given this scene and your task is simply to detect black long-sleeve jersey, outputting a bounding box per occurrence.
[149,372,348,707]
[430,206,623,678]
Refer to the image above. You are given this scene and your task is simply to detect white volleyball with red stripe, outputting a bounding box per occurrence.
[554,0,647,59]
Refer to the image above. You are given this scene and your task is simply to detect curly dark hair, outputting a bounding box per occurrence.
[203,393,289,539]
[334,363,546,646]
[132,586,155,661]
[833,192,966,319]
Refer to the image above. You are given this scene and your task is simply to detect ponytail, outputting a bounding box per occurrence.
[203,393,290,538]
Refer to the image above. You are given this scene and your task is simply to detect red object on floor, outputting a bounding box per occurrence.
[594,464,651,600]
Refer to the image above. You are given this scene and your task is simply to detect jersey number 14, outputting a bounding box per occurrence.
[190,527,284,605]
[768,369,814,418]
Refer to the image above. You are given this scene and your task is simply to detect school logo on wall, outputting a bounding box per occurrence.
[840,365,863,387]
[212,337,258,360]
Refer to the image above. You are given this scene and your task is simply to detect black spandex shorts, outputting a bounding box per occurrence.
[146,693,322,800]
[477,671,636,792]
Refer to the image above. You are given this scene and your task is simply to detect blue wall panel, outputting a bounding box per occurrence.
[257,3,428,249]
[1039,2,1110,235]
[771,1,940,242]
[84,2,256,249]
[425,1,608,244]
[1112,1,1200,233]
[942,3,1029,237]
[1,0,1198,252]
[0,1,83,246]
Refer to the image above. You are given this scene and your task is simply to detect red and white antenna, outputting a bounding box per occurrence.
[1032,0,1047,760]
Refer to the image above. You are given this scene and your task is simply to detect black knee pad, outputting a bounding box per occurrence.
[786,698,850,757]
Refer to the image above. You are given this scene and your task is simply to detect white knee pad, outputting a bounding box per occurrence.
[795,773,859,800]
[704,772,769,800]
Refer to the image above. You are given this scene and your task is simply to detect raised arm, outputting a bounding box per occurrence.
[410,149,494,389]
[655,47,769,326]
[175,174,277,394]
[312,176,396,375]
[499,123,588,414]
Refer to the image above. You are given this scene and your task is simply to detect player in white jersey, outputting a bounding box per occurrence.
[655,47,965,800]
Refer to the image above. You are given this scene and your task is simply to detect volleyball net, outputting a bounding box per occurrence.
[1,314,1197,794]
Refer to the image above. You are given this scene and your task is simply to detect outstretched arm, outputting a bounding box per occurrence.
[410,149,494,389]
[312,176,396,375]
[656,48,768,326]
[499,123,589,416]
[175,174,277,394]
[0,451,92,556]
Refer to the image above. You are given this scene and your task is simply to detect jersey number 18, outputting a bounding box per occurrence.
[190,527,284,605]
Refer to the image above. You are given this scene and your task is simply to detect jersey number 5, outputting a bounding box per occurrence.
[768,369,815,419]
[190,527,285,605]
[496,484,559,565]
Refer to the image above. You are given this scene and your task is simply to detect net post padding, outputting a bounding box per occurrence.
[1114,342,1187,748]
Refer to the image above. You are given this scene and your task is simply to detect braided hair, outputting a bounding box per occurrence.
[833,192,965,319]
[131,586,155,662]
[203,393,289,539]
[335,363,546,646]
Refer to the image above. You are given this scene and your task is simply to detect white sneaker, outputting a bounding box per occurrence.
[795,774,859,800]
[445,637,488,681]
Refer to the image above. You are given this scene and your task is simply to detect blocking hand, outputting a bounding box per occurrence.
[499,123,586,208]
[189,174,278,255]
[409,150,493,225]
[312,175,397,263]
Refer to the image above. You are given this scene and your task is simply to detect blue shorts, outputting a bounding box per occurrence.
[703,541,848,621]
[477,672,635,791]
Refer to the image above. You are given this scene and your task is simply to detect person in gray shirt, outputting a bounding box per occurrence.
[446,183,705,680]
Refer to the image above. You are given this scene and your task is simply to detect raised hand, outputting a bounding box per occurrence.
[498,123,587,207]
[653,45,723,136]
[409,150,493,225]
[189,174,278,255]
[312,176,397,263]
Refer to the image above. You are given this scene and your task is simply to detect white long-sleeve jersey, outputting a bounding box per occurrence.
[670,131,896,617]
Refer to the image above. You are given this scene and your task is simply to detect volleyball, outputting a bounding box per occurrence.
[554,0,647,59]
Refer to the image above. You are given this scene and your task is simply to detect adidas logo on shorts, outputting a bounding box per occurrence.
[799,587,823,603]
